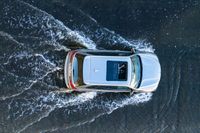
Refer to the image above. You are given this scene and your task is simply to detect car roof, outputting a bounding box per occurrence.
[83,55,132,86]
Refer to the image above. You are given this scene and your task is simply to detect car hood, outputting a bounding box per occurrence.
[138,53,161,91]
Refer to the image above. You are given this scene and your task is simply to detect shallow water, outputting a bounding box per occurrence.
[0,0,200,133]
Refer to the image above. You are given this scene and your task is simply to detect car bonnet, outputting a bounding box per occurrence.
[138,53,161,91]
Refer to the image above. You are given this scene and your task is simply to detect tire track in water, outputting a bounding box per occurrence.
[175,48,200,132]
[158,50,185,120]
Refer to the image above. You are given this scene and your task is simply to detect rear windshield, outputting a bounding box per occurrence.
[73,54,86,86]
[106,61,128,81]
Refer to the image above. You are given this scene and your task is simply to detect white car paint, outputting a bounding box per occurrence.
[64,49,161,93]
[83,55,131,86]
[137,53,161,92]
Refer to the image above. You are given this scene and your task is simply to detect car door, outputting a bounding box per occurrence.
[78,85,131,93]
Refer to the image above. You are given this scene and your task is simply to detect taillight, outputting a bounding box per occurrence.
[68,51,77,90]
[69,80,76,89]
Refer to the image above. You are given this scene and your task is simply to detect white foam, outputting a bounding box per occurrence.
[34,53,56,67]
[128,39,155,52]
[66,30,96,49]
[103,28,155,52]
[0,31,25,49]
[32,93,152,133]
[16,91,97,133]
[78,9,97,23]
[2,2,156,133]
[17,1,96,50]
[108,93,152,113]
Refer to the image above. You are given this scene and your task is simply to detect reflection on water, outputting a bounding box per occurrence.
[0,0,200,133]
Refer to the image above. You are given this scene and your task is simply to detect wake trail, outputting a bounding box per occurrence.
[33,93,152,133]
[0,1,156,133]
[16,92,97,133]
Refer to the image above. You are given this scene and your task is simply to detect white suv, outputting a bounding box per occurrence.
[64,49,161,93]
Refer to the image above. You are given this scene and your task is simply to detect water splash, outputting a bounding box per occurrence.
[0,0,96,49]
[10,91,97,133]
[0,1,155,133]
[27,92,152,133]
[128,39,155,52]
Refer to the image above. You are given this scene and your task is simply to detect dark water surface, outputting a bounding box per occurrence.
[0,0,200,133]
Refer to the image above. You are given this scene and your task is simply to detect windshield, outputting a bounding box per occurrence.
[130,55,142,88]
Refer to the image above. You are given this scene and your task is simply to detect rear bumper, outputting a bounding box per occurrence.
[64,51,77,90]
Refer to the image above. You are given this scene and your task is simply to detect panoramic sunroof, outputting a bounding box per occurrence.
[106,61,128,81]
